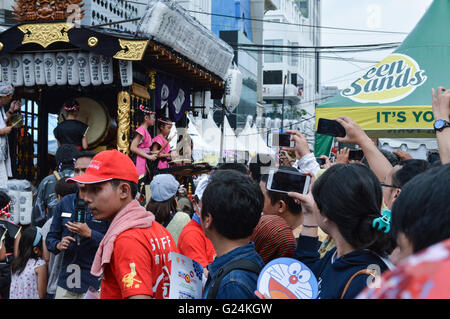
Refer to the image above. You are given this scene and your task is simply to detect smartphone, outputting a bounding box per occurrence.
[317,118,346,137]
[316,157,326,166]
[269,132,294,148]
[266,168,310,195]
[349,149,364,161]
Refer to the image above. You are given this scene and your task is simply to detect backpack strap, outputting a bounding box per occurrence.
[340,268,376,299]
[206,259,262,299]
[53,171,61,181]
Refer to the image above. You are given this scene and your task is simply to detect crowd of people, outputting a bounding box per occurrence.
[0,86,449,300]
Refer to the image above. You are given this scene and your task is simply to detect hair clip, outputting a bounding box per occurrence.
[372,208,391,233]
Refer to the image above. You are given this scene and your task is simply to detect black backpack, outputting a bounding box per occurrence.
[205,259,263,299]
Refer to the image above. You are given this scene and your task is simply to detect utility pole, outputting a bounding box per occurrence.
[281,74,287,130]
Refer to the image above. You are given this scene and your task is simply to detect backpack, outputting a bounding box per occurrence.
[205,258,263,299]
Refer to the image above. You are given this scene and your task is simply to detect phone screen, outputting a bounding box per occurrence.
[317,118,346,137]
[271,133,293,147]
[349,150,364,161]
[267,169,310,194]
[316,157,325,165]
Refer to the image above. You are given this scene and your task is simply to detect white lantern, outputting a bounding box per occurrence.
[89,52,102,86]
[100,55,113,85]
[43,53,56,86]
[11,54,24,86]
[6,190,20,224]
[67,52,79,85]
[77,52,91,87]
[22,54,35,87]
[34,53,45,85]
[19,191,33,225]
[119,60,133,87]
[223,67,242,113]
[55,52,68,85]
[0,55,12,83]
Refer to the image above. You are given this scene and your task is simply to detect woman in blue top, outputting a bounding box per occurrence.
[289,164,394,299]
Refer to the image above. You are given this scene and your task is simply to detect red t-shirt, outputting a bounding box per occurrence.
[177,219,216,268]
[100,222,178,299]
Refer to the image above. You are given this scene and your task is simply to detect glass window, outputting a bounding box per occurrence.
[263,70,283,84]
[264,39,283,63]
[291,42,298,66]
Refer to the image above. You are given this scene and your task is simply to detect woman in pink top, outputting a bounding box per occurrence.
[151,117,173,170]
[130,105,157,177]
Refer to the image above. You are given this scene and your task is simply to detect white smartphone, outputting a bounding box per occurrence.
[266,168,310,195]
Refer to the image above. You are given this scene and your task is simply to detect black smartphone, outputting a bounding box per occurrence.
[316,157,326,166]
[349,149,364,161]
[317,118,346,137]
[269,132,294,148]
[266,168,310,195]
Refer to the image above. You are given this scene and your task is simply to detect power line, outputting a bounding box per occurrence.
[185,9,409,35]
[233,42,401,50]
[119,1,410,35]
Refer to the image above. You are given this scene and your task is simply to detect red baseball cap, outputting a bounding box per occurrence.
[67,150,139,184]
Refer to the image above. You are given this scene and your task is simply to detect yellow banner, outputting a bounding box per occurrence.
[315,105,434,130]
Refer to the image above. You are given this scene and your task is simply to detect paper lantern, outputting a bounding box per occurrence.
[22,54,35,87]
[6,190,20,224]
[19,191,33,225]
[100,55,113,85]
[55,52,68,85]
[0,55,12,83]
[11,54,24,86]
[119,60,133,87]
[223,68,242,113]
[43,53,56,86]
[77,52,91,87]
[34,53,45,85]
[89,52,102,86]
[67,52,79,85]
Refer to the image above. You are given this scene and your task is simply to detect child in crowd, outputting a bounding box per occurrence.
[151,117,173,170]
[130,105,157,177]
[178,175,216,268]
[147,174,191,244]
[9,226,47,299]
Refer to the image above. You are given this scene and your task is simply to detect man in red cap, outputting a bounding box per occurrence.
[68,150,178,299]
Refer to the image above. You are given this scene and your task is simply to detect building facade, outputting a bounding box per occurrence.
[262,0,320,147]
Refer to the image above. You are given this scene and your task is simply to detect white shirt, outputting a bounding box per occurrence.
[292,153,320,176]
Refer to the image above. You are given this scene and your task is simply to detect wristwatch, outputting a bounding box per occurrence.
[434,119,450,132]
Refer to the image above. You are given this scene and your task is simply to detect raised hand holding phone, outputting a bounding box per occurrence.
[334,117,371,147]
[287,171,319,237]
[266,168,311,195]
[284,130,311,160]
[317,118,346,137]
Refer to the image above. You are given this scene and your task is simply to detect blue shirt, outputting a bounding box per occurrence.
[202,243,264,299]
[46,192,109,294]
